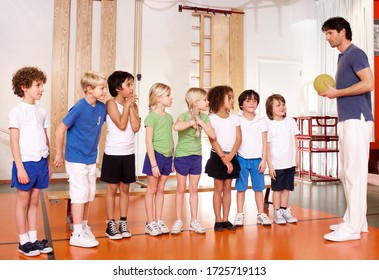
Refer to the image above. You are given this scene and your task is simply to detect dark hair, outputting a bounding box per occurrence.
[322,17,352,41]
[238,89,260,110]
[12,67,47,98]
[265,94,286,120]
[107,71,134,97]
[207,85,233,114]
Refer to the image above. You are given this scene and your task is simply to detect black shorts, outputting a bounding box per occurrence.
[271,166,295,191]
[100,153,136,184]
[205,150,240,180]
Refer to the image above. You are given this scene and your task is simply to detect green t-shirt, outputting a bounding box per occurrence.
[174,111,210,157]
[144,111,174,157]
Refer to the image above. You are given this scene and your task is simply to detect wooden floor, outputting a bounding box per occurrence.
[1,179,379,261]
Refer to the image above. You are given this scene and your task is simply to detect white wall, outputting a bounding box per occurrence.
[0,0,318,181]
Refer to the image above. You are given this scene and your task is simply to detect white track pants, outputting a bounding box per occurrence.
[338,118,373,233]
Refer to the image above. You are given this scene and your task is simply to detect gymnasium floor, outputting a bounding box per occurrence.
[1,177,379,261]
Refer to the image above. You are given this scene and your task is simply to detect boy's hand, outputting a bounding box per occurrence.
[17,168,30,184]
[54,155,64,167]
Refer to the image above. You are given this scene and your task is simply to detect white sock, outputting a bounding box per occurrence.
[19,233,30,245]
[28,230,37,243]
[82,220,88,228]
[73,224,84,235]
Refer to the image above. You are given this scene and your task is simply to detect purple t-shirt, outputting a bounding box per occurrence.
[335,44,373,122]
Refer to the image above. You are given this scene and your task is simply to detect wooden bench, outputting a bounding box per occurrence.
[45,183,272,226]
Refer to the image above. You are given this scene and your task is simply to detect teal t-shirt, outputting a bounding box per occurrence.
[175,111,210,157]
[144,111,174,157]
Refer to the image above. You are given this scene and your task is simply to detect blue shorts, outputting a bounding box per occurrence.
[174,155,202,176]
[271,166,295,191]
[142,151,173,176]
[235,156,265,192]
[11,157,49,191]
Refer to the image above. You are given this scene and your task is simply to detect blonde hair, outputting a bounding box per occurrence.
[148,82,171,111]
[185,87,207,109]
[80,70,106,94]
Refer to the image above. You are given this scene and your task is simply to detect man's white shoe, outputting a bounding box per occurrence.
[324,229,360,242]
[329,224,340,231]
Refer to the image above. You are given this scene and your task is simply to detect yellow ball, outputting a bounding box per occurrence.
[313,74,335,94]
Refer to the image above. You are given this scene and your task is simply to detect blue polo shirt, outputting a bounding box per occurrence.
[335,44,373,122]
[63,98,106,164]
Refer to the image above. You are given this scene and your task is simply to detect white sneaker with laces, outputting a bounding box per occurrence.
[234,213,244,227]
[171,220,183,234]
[156,220,170,234]
[324,229,360,242]
[83,225,96,240]
[281,208,297,223]
[145,221,162,236]
[274,209,286,224]
[70,232,99,248]
[257,213,272,226]
[190,220,206,234]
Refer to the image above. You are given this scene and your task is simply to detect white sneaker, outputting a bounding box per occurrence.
[156,220,170,234]
[145,221,162,236]
[70,232,99,248]
[324,229,360,242]
[281,208,297,223]
[274,209,286,224]
[190,220,206,234]
[329,224,340,231]
[234,213,244,227]
[171,220,183,234]
[257,213,272,226]
[83,225,96,240]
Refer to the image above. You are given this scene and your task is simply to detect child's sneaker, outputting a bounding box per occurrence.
[171,220,183,234]
[106,220,122,240]
[190,220,206,234]
[69,232,99,248]
[32,239,53,253]
[281,208,298,223]
[145,221,162,236]
[119,220,132,238]
[274,209,286,224]
[222,221,236,231]
[234,213,244,227]
[18,242,40,257]
[156,220,170,234]
[83,225,96,240]
[257,213,272,226]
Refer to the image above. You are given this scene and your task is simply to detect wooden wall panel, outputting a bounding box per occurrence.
[211,15,230,87]
[51,0,71,173]
[230,10,244,110]
[75,0,93,101]
[98,0,117,168]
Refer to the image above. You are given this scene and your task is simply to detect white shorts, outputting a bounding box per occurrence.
[66,161,97,204]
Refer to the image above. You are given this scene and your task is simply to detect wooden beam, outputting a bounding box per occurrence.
[51,0,71,173]
[98,0,117,168]
[75,0,93,101]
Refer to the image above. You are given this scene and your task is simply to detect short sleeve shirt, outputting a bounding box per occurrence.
[144,111,174,157]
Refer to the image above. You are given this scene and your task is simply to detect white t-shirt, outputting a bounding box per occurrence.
[104,101,135,155]
[267,117,299,169]
[209,112,240,152]
[8,101,50,162]
[238,112,268,159]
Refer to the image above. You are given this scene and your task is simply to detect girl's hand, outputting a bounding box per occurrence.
[258,160,266,173]
[226,162,233,174]
[269,168,276,180]
[152,165,161,178]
